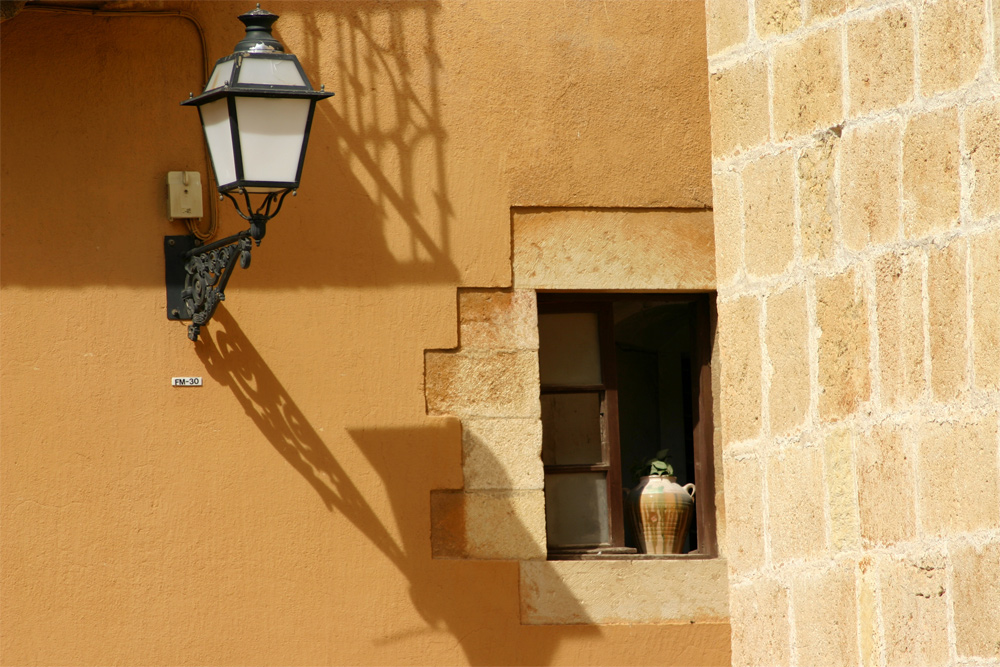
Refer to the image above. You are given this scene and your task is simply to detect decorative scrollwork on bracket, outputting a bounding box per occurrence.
[181,234,255,341]
[165,189,293,342]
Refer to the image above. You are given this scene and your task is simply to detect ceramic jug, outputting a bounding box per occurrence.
[627,475,695,554]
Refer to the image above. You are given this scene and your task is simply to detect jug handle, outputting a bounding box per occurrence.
[683,483,695,497]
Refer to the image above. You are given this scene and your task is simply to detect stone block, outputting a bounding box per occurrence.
[462,418,543,491]
[791,563,859,667]
[847,7,915,116]
[875,251,926,409]
[917,415,1000,536]
[743,150,796,277]
[965,99,1000,220]
[797,130,839,263]
[709,54,769,157]
[465,490,546,560]
[903,108,960,238]
[519,558,729,625]
[511,208,716,290]
[927,241,967,401]
[809,0,848,23]
[458,289,538,351]
[706,0,749,56]
[953,540,1000,658]
[840,120,902,250]
[430,490,466,558]
[824,428,860,552]
[431,488,547,561]
[425,349,540,419]
[712,169,743,288]
[857,556,881,667]
[719,296,762,443]
[756,0,800,38]
[773,28,843,140]
[996,0,1000,78]
[730,577,791,667]
[971,228,1000,390]
[857,423,916,545]
[723,454,766,572]
[880,552,950,666]
[767,444,826,561]
[766,285,810,435]
[918,0,985,96]
[816,269,871,421]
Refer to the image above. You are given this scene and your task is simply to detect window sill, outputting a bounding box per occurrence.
[547,551,716,561]
[519,557,729,625]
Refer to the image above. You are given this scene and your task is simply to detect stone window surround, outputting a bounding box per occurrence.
[426,207,729,625]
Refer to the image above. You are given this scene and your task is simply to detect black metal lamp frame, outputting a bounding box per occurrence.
[180,51,331,194]
[165,5,332,342]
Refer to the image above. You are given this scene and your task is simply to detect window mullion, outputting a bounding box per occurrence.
[597,301,626,549]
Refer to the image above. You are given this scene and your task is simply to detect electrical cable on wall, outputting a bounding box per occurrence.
[23,4,219,240]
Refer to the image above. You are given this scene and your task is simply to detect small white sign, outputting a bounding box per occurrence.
[172,376,203,387]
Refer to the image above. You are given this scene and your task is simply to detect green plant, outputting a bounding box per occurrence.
[633,448,674,481]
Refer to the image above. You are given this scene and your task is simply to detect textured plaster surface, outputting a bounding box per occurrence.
[0,1,730,665]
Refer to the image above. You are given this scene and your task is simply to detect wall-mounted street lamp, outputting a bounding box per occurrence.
[165,5,332,341]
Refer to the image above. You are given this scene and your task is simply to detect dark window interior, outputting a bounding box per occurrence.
[538,293,717,559]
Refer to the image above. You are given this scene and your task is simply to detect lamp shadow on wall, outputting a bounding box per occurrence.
[0,3,455,289]
[348,427,603,665]
[197,4,602,663]
[265,1,458,288]
[196,306,600,665]
[195,305,404,566]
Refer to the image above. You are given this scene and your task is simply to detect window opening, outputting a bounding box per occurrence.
[538,293,717,558]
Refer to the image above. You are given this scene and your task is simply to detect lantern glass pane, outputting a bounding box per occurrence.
[205,60,235,91]
[200,99,237,187]
[237,58,307,87]
[234,97,311,187]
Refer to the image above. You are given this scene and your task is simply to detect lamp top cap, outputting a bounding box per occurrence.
[234,4,284,54]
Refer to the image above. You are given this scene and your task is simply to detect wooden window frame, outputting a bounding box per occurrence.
[538,292,718,559]
[540,300,627,553]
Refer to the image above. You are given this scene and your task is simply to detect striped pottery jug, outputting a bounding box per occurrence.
[628,475,695,554]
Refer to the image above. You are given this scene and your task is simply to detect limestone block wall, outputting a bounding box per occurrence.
[426,289,548,560]
[705,0,999,664]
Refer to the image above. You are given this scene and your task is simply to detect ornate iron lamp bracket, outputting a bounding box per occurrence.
[164,188,292,341]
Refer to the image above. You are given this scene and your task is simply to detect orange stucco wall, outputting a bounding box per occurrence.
[0,2,727,664]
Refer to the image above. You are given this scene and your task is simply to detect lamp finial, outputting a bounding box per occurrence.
[234,5,283,53]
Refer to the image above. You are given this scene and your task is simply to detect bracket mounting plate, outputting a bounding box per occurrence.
[164,235,196,321]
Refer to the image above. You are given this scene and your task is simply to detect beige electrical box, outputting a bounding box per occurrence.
[166,171,203,221]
